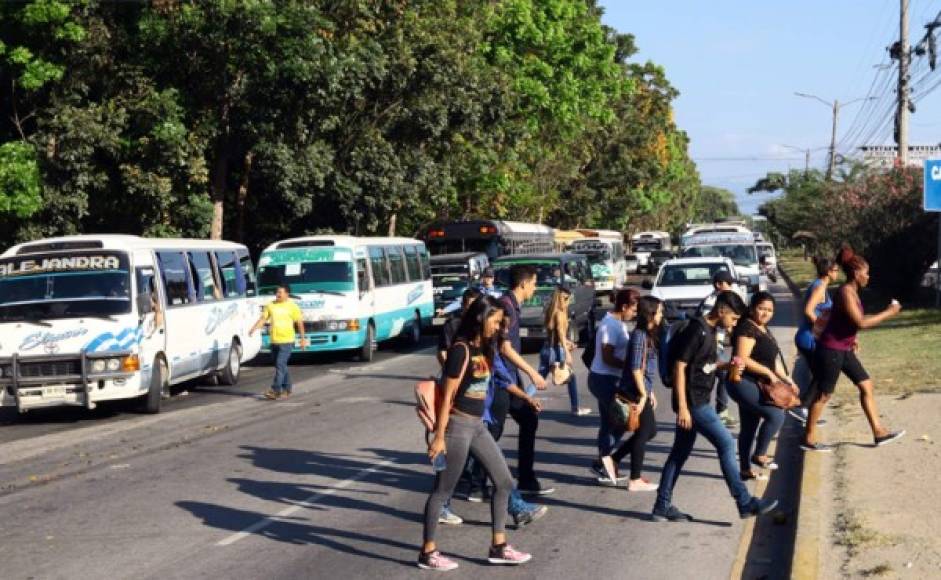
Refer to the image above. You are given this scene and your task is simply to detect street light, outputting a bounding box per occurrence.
[780,145,811,173]
[794,92,876,180]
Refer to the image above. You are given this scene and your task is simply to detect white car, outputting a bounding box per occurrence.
[624,254,639,274]
[644,257,748,320]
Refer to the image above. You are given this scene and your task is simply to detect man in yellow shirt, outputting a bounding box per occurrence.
[250,285,309,400]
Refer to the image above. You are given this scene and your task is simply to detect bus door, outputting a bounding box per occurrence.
[357,250,376,329]
[133,251,166,380]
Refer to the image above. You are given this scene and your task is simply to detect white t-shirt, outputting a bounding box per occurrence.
[590,313,630,377]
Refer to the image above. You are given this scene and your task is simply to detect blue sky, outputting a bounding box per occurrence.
[598,0,941,215]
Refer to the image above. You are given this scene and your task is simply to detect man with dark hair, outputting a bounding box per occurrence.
[652,291,779,522]
[498,264,553,496]
[250,284,308,400]
[698,269,738,428]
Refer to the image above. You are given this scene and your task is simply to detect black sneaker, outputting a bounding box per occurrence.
[651,505,692,522]
[874,430,906,447]
[740,497,779,519]
[456,487,489,503]
[590,462,606,479]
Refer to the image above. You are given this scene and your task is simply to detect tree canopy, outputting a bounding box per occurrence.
[1,0,711,252]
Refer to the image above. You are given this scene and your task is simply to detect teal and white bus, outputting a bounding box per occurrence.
[256,236,433,361]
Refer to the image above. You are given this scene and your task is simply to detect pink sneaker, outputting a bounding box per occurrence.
[488,544,532,565]
[628,478,659,492]
[417,550,459,571]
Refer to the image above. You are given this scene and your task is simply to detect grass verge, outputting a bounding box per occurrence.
[778,249,818,291]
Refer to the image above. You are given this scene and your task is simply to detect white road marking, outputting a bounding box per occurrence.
[216,458,398,546]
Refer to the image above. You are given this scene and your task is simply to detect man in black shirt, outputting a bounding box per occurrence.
[652,291,780,522]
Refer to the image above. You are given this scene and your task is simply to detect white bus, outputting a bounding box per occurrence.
[631,231,672,273]
[680,222,751,248]
[680,232,766,294]
[256,236,433,362]
[0,235,262,414]
[571,230,626,292]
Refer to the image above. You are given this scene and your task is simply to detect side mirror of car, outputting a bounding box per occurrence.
[641,279,653,290]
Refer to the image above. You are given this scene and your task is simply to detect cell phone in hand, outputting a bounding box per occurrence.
[432,452,447,473]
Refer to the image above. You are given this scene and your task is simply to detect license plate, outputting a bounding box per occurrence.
[432,317,447,326]
[519,328,529,337]
[43,385,67,398]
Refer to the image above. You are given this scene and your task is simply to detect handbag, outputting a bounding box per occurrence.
[757,334,800,409]
[552,364,572,385]
[415,343,470,434]
[607,336,647,432]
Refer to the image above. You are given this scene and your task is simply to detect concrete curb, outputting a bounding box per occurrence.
[780,264,821,580]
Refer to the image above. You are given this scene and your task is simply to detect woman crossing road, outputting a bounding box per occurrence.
[727,292,790,481]
[419,296,532,571]
[539,286,591,416]
[802,246,905,451]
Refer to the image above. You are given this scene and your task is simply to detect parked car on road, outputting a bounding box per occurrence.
[648,249,675,273]
[624,253,639,274]
[492,253,595,346]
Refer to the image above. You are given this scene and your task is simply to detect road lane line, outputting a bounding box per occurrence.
[216,458,398,546]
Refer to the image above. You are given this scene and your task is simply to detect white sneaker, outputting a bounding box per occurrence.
[628,478,659,492]
[573,407,592,416]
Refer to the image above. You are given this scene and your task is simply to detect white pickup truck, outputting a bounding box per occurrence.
[644,257,749,320]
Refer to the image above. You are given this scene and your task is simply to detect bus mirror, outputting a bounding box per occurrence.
[137,294,153,315]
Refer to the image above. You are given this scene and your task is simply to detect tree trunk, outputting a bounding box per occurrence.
[387,212,397,237]
[209,147,230,240]
[235,151,254,243]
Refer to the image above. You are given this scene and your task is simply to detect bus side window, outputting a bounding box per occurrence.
[215,250,240,298]
[188,251,221,302]
[404,245,421,282]
[356,258,370,294]
[236,249,257,297]
[369,246,390,287]
[387,246,407,285]
[418,246,431,280]
[157,251,191,307]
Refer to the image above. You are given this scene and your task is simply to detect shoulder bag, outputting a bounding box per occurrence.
[756,329,800,409]
[608,335,647,432]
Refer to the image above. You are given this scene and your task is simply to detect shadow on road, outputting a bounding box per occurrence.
[176,501,416,566]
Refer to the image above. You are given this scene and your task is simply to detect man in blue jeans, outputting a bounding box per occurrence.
[653,291,779,522]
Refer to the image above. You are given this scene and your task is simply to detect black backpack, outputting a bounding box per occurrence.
[581,324,597,368]
[659,316,712,388]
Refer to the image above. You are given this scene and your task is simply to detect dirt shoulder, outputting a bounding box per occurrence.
[824,392,941,578]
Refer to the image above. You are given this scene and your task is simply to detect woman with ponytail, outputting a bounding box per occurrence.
[802,245,905,451]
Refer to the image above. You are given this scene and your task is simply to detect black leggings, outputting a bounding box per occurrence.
[610,399,657,480]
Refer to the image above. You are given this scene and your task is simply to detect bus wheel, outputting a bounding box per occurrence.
[219,342,242,386]
[138,357,167,414]
[359,323,376,362]
[405,312,422,346]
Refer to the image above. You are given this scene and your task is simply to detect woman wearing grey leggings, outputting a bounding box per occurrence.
[419,296,533,571]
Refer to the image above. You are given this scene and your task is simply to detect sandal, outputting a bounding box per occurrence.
[263,389,280,400]
[751,456,779,470]
[740,470,767,481]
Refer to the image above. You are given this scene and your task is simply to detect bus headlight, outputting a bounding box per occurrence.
[91,359,106,373]
[106,358,121,372]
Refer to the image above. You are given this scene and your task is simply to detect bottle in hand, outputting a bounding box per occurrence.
[729,356,744,383]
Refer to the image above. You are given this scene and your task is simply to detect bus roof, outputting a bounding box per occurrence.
[575,229,623,241]
[631,231,671,240]
[262,235,426,254]
[2,235,248,257]
[683,232,755,246]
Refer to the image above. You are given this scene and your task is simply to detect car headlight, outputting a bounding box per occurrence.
[106,358,122,372]
[91,359,106,373]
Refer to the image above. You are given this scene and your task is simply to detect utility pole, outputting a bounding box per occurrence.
[781,144,811,173]
[898,0,910,165]
[794,94,874,180]
[828,100,839,178]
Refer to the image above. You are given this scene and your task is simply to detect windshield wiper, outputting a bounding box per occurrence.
[12,319,54,328]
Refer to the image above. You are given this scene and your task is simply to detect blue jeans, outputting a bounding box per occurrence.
[654,404,753,513]
[727,377,786,472]
[588,372,622,456]
[539,342,580,411]
[269,343,293,393]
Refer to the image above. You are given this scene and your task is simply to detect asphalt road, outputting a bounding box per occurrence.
[0,279,799,580]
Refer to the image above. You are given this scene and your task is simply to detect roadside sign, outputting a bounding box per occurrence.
[925,159,941,212]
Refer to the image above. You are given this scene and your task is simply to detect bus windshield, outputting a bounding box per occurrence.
[258,262,354,295]
[0,252,132,322]
[633,241,663,253]
[682,244,757,267]
[257,247,356,295]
